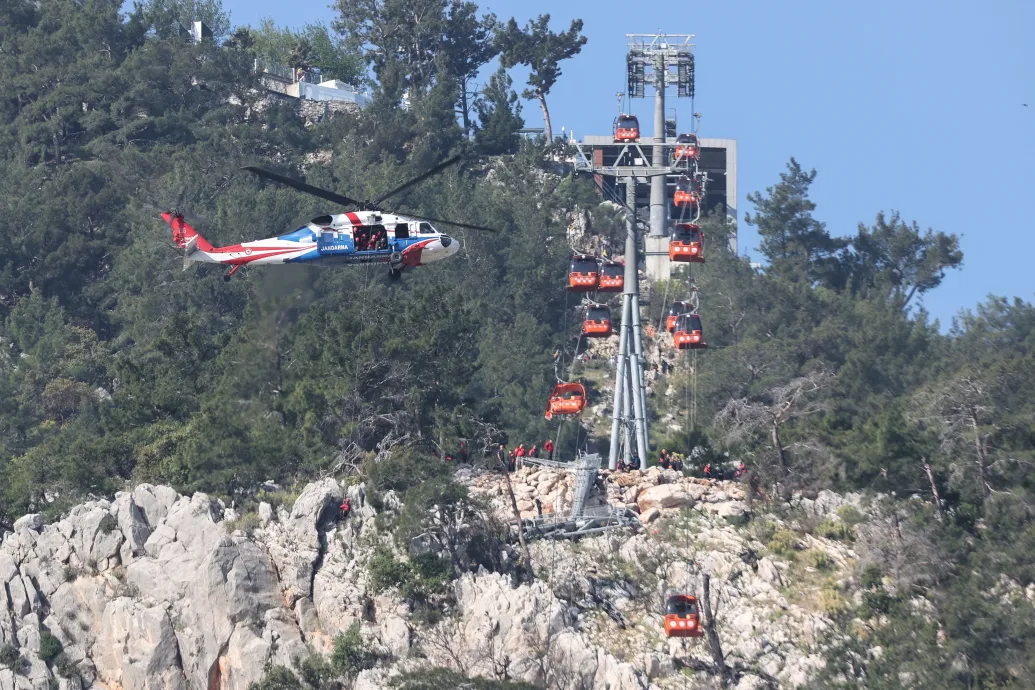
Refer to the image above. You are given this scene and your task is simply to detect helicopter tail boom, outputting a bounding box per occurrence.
[162,212,214,253]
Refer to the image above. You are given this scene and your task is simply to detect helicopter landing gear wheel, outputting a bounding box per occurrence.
[389,251,404,280]
[223,264,243,283]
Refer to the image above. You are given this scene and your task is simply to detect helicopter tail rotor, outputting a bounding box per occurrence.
[161,212,214,267]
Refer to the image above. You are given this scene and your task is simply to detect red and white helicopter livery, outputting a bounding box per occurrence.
[161,157,494,281]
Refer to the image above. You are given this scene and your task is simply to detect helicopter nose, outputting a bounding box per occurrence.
[440,236,460,257]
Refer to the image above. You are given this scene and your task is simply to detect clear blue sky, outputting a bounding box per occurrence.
[210,0,1034,326]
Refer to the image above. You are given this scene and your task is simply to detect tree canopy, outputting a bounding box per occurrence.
[1,1,1033,686]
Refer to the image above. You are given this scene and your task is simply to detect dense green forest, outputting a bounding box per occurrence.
[1,0,1034,687]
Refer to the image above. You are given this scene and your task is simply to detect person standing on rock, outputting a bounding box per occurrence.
[545,439,554,461]
[703,463,711,479]
[529,444,538,459]
[508,448,517,472]
[659,450,670,470]
[516,443,526,469]
[339,498,351,521]
[496,444,507,472]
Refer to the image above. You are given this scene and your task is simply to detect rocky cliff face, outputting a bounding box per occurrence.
[0,469,862,690]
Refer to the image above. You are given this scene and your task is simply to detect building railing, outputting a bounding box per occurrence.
[253,57,361,92]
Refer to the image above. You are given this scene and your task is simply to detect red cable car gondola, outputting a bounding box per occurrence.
[568,254,599,292]
[664,594,704,638]
[582,305,612,338]
[545,382,587,420]
[665,301,691,333]
[614,114,640,142]
[674,133,699,162]
[673,313,707,350]
[669,223,704,263]
[598,260,624,292]
[673,175,701,208]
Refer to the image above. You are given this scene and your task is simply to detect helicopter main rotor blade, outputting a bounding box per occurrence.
[397,209,498,233]
[241,166,363,208]
[371,155,462,207]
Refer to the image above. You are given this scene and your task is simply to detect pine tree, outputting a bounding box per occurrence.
[474,67,523,155]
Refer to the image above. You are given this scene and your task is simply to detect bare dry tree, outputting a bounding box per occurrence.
[502,461,535,583]
[854,498,952,594]
[523,596,595,690]
[912,373,1003,505]
[419,614,472,675]
[701,573,733,688]
[715,370,836,498]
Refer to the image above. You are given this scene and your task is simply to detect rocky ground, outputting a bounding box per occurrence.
[0,467,864,690]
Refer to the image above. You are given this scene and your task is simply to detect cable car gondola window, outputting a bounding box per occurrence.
[570,256,598,273]
[587,306,610,321]
[602,263,623,278]
[665,598,698,616]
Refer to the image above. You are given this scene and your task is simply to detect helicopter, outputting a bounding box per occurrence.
[160,156,495,281]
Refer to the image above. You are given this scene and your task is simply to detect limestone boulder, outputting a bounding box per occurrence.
[93,599,187,690]
[265,478,342,604]
[636,485,693,513]
[13,514,43,533]
[113,493,151,559]
[131,484,179,529]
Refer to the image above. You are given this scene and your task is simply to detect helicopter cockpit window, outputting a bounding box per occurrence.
[419,222,435,235]
[395,223,410,239]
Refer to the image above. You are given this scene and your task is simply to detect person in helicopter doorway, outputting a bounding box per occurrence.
[370,226,388,250]
[339,498,351,521]
[355,227,370,251]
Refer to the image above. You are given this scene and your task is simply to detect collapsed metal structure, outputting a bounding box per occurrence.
[519,452,639,540]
